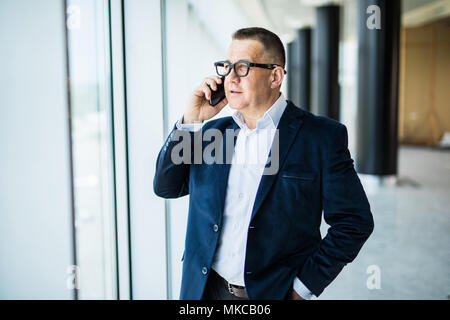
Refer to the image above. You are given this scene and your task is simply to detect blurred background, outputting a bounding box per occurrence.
[0,0,449,300]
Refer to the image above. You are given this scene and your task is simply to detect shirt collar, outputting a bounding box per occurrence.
[231,93,287,131]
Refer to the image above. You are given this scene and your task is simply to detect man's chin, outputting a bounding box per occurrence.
[228,99,247,111]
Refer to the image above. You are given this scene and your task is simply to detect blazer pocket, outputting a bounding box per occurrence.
[280,171,316,182]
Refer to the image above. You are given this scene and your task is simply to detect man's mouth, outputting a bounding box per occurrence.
[230,90,242,95]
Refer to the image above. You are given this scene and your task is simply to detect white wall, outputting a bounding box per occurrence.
[0,0,74,299]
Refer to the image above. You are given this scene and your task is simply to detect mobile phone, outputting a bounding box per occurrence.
[209,76,226,106]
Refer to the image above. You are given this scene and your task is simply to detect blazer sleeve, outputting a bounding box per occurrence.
[297,123,374,297]
[153,123,195,199]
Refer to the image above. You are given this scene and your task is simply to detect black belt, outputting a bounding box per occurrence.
[213,270,249,299]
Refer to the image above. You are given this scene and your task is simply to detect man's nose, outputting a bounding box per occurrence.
[228,68,240,82]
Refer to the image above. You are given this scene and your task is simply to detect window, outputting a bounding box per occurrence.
[66,0,117,299]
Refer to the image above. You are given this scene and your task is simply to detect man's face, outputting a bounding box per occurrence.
[224,39,274,111]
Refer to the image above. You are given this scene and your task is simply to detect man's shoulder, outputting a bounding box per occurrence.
[288,103,345,134]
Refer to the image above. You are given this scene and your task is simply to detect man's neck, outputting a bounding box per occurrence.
[240,92,281,130]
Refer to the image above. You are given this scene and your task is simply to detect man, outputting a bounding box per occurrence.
[154,27,374,300]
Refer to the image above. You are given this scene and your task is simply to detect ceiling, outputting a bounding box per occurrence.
[234,0,450,42]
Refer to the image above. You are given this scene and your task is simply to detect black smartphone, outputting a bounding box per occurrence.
[209,76,226,106]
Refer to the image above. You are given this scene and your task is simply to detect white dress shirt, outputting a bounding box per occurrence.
[176,93,313,299]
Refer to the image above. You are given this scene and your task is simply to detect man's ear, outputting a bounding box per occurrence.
[270,67,284,89]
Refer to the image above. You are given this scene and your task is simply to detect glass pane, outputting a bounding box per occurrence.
[216,62,228,76]
[66,0,117,299]
[235,62,248,76]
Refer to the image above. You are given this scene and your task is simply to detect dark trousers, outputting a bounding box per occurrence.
[202,269,248,300]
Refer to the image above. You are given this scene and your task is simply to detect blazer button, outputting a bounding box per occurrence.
[202,267,208,275]
[213,224,219,232]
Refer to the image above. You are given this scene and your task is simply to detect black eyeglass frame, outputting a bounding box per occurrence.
[214,60,287,77]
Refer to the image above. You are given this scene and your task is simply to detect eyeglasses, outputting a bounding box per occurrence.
[214,60,287,78]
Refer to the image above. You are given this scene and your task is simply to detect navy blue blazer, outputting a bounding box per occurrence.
[153,101,374,300]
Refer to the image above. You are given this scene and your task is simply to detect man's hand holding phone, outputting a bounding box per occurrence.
[183,76,228,124]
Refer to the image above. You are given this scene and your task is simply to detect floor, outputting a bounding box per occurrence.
[315,145,450,300]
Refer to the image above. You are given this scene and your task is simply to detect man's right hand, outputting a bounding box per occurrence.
[183,76,228,124]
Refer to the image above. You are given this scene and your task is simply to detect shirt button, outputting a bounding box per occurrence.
[213,224,219,232]
[239,193,244,199]
[202,267,208,275]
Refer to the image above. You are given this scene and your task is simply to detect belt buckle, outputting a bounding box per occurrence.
[227,282,234,295]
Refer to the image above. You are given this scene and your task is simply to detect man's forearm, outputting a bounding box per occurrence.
[153,122,193,198]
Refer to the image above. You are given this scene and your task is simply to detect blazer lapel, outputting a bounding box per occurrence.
[250,102,305,222]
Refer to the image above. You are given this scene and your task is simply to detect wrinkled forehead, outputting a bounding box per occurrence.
[226,39,267,63]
